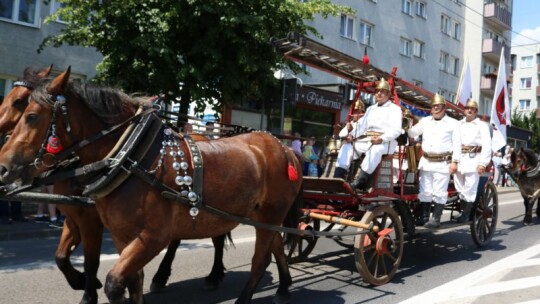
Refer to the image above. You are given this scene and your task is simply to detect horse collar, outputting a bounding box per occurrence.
[526,161,540,178]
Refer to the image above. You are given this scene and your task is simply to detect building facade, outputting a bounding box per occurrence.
[297,0,512,117]
[510,43,540,117]
[0,0,102,100]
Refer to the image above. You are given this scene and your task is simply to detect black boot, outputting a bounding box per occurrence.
[416,202,431,226]
[452,200,465,220]
[457,201,473,223]
[333,167,347,179]
[350,169,370,191]
[424,203,444,229]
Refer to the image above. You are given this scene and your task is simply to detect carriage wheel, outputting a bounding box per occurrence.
[284,218,321,264]
[471,181,498,247]
[354,205,404,285]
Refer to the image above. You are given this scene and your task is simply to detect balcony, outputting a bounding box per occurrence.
[537,85,540,97]
[480,75,496,94]
[482,39,510,62]
[484,2,512,31]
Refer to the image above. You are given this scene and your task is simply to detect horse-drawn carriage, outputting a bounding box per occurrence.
[273,33,499,285]
[0,34,499,303]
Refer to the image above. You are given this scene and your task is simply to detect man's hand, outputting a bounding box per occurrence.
[346,122,353,132]
[449,162,458,174]
[477,165,486,175]
[371,136,383,145]
[345,135,353,143]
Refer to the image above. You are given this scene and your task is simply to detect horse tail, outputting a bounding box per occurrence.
[224,232,235,249]
[282,185,303,246]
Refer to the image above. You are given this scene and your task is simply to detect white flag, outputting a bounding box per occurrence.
[490,48,511,152]
[456,57,472,107]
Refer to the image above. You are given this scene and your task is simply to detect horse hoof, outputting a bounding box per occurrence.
[150,282,166,293]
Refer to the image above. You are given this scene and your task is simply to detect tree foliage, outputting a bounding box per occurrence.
[511,107,540,150]
[41,0,350,119]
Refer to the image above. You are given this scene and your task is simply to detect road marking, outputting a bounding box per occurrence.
[400,243,540,303]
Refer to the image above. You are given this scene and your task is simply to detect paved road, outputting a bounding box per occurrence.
[2,187,539,304]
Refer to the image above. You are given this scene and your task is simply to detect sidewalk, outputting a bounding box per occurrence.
[0,186,520,242]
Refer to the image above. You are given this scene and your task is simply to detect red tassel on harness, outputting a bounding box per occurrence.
[288,163,298,181]
[46,135,63,154]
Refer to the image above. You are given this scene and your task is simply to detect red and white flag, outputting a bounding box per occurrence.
[490,48,511,152]
[456,57,472,107]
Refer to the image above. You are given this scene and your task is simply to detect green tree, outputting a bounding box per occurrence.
[511,107,540,150]
[41,0,350,126]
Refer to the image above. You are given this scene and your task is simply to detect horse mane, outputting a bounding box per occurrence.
[31,78,139,125]
[19,66,46,86]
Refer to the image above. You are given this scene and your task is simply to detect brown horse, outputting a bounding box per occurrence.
[508,147,540,225]
[0,68,302,304]
[0,67,231,304]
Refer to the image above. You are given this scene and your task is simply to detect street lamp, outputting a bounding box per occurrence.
[274,70,303,135]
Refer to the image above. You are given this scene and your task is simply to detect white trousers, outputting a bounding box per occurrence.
[418,171,450,205]
[354,141,396,174]
[336,143,356,170]
[454,172,479,202]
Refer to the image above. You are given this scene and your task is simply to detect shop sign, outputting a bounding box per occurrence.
[295,86,343,111]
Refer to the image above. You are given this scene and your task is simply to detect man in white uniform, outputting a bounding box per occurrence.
[349,78,402,190]
[334,98,365,179]
[407,93,461,229]
[453,100,492,223]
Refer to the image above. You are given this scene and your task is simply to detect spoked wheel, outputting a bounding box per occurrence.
[471,181,498,247]
[354,205,404,285]
[284,217,321,264]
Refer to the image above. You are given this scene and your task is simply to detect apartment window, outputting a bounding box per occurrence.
[519,99,531,111]
[359,21,373,46]
[340,15,354,39]
[400,37,411,57]
[50,0,66,22]
[416,1,427,18]
[520,77,532,89]
[453,22,461,40]
[441,14,451,35]
[0,78,6,101]
[402,0,413,16]
[449,93,456,103]
[413,79,423,87]
[439,51,449,72]
[369,0,377,2]
[448,57,459,75]
[0,0,37,24]
[483,63,495,74]
[537,53,540,64]
[521,56,533,68]
[438,89,447,99]
[413,40,425,58]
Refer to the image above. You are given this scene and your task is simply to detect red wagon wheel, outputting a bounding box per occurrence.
[471,181,498,247]
[284,217,322,264]
[354,205,404,285]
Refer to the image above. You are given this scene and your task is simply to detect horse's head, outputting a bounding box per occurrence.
[0,67,70,184]
[0,65,52,136]
[509,147,538,176]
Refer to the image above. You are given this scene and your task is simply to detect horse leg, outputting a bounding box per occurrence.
[127,269,144,304]
[236,229,275,304]
[270,232,292,304]
[78,214,105,304]
[55,216,85,290]
[204,234,227,290]
[105,235,169,304]
[524,196,533,225]
[150,239,180,292]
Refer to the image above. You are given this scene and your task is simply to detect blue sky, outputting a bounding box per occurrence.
[511,0,540,46]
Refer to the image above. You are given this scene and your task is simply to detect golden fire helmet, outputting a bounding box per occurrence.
[465,99,478,109]
[431,93,446,106]
[376,78,391,92]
